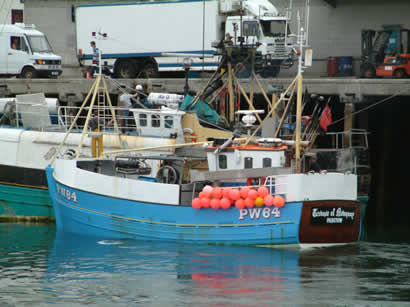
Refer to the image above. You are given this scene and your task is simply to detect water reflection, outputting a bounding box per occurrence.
[47,231,303,305]
[0,224,409,306]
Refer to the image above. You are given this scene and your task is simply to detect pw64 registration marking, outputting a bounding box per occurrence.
[239,207,280,220]
[56,183,78,203]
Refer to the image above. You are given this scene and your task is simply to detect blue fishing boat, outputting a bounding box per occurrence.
[45,132,362,245]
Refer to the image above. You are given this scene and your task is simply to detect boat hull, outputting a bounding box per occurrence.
[0,164,54,220]
[46,165,362,245]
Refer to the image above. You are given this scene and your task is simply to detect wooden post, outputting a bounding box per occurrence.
[344,102,354,148]
[227,48,235,123]
[295,74,303,174]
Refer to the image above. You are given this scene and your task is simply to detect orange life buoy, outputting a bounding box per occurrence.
[247,177,266,186]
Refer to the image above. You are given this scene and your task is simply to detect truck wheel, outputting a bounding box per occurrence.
[114,60,136,78]
[394,69,406,78]
[21,67,38,79]
[141,62,158,78]
[362,67,375,78]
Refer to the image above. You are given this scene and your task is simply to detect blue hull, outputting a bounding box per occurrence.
[46,166,303,245]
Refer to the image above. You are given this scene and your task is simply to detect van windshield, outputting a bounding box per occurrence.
[27,35,53,53]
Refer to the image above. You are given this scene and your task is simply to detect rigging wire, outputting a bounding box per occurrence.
[328,91,404,127]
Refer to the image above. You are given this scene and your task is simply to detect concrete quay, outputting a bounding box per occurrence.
[1,76,409,104]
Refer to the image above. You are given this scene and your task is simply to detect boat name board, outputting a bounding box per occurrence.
[310,207,355,225]
[239,207,281,220]
[56,183,78,203]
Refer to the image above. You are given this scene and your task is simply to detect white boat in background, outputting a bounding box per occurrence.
[0,89,230,221]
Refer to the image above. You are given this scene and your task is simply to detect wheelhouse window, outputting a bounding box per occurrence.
[151,114,160,127]
[263,158,272,168]
[164,115,173,128]
[139,113,147,127]
[244,157,253,169]
[218,155,227,169]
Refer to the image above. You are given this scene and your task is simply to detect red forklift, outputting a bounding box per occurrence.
[360,25,410,78]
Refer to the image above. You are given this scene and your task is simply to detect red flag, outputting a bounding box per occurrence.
[320,104,332,132]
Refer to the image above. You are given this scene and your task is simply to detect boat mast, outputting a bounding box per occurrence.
[295,13,305,174]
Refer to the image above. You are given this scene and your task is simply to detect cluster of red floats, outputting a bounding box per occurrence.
[191,185,286,210]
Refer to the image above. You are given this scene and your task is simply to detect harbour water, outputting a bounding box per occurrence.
[0,223,409,306]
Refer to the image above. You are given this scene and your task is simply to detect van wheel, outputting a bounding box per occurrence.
[114,60,136,78]
[21,67,37,79]
[394,69,406,78]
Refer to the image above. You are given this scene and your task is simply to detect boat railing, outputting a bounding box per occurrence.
[281,129,369,149]
[56,105,135,133]
[324,129,369,149]
[263,175,287,197]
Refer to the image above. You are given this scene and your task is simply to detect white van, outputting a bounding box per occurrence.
[0,23,62,78]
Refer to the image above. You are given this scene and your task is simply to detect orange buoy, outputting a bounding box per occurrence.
[254,196,264,207]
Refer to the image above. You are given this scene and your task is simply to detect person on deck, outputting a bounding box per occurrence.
[118,87,139,132]
[309,155,321,172]
[88,41,100,78]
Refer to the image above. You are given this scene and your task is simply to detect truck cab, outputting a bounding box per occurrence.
[225,15,293,77]
[0,23,62,78]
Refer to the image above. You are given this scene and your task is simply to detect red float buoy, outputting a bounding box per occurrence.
[229,189,241,201]
[220,197,231,209]
[200,197,211,208]
[240,186,250,199]
[202,185,213,198]
[244,198,254,208]
[235,199,245,209]
[264,195,274,206]
[192,198,202,209]
[257,186,269,198]
[248,189,258,200]
[210,198,221,209]
[211,187,223,199]
[222,187,232,199]
[273,195,285,208]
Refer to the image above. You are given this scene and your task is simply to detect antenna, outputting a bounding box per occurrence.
[305,0,310,45]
